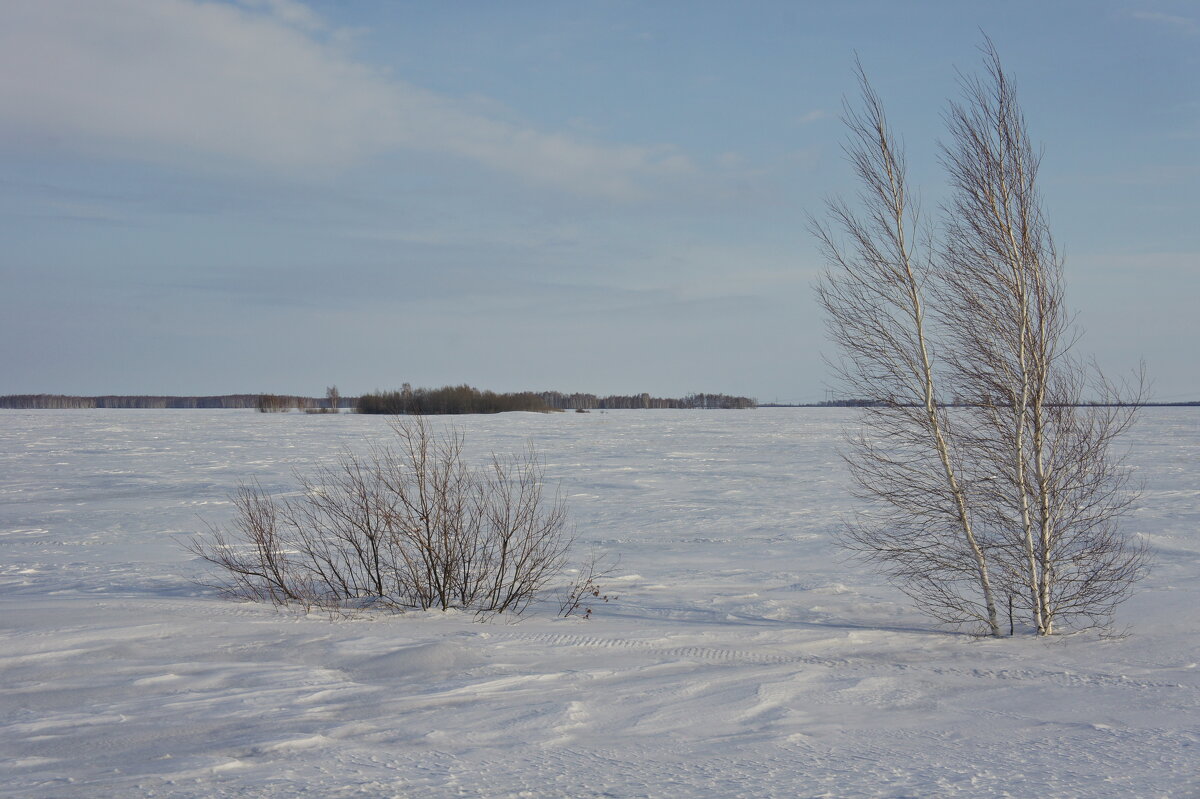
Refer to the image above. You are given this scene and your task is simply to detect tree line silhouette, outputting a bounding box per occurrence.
[1,387,757,413]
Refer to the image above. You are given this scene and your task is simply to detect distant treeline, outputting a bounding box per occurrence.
[357,386,552,415]
[765,398,1200,408]
[1,389,756,413]
[809,399,886,408]
[6,393,1191,412]
[0,394,318,410]
[355,385,758,414]
[537,391,756,410]
[256,394,317,412]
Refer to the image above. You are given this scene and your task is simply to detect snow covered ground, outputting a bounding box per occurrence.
[1,408,1197,798]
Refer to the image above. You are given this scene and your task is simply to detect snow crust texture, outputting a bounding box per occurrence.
[1,409,1197,798]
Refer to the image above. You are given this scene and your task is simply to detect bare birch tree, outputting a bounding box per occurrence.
[937,40,1146,634]
[936,39,1063,634]
[816,42,1146,635]
[813,62,1002,636]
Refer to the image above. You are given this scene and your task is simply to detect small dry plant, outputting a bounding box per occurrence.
[559,549,618,619]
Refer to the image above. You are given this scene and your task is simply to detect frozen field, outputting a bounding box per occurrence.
[1,408,1197,798]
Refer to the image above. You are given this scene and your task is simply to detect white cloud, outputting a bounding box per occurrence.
[0,0,692,198]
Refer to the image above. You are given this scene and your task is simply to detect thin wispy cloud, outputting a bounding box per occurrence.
[0,0,691,199]
[796,109,831,125]
[1130,10,1198,34]
[238,0,327,34]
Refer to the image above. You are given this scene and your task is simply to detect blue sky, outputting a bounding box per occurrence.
[1,0,1196,402]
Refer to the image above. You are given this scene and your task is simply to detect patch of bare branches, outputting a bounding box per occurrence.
[189,417,574,617]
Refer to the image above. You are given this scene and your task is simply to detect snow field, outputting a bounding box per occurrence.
[1,409,1197,797]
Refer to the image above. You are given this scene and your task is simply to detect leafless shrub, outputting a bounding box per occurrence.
[190,481,312,607]
[189,417,573,616]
